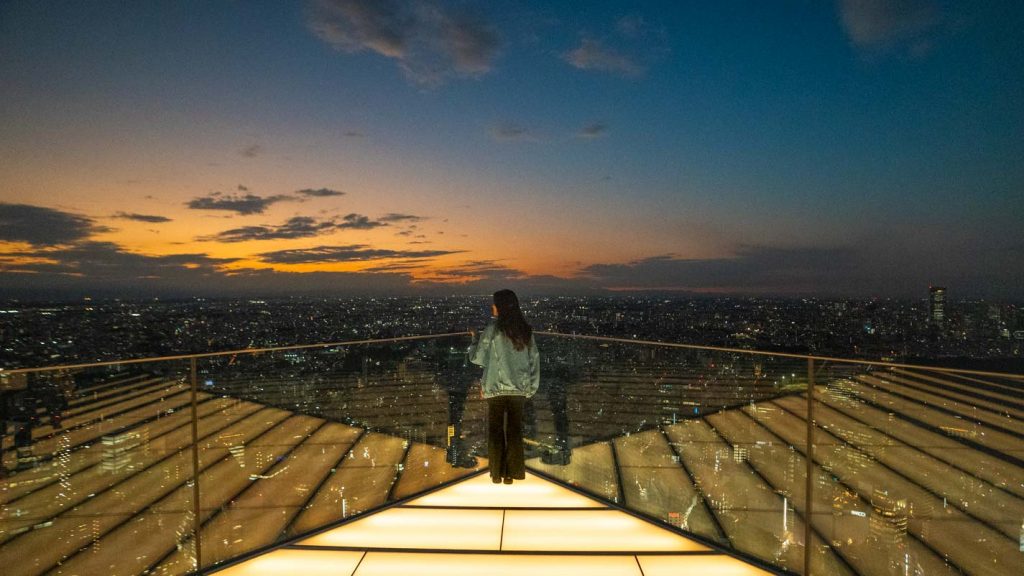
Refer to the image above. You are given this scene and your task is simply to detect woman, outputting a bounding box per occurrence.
[470,289,540,484]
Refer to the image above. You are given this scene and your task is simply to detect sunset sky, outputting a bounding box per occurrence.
[1,1,1022,298]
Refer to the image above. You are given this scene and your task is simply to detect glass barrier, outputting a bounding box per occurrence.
[2,332,1021,576]
[528,335,824,574]
[181,334,481,574]
[0,361,197,576]
[813,363,1024,576]
[526,334,1023,576]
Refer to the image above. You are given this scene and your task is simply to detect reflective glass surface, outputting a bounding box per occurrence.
[1,334,1021,576]
[1,363,197,576]
[185,335,482,573]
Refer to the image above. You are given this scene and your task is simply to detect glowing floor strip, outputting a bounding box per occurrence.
[217,472,770,576]
[299,508,504,550]
[404,471,603,508]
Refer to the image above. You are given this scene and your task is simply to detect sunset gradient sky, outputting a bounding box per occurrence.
[1,1,1022,298]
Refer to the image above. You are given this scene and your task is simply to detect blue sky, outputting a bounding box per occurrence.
[1,1,1022,298]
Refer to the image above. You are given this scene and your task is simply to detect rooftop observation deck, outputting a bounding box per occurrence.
[1,332,1022,576]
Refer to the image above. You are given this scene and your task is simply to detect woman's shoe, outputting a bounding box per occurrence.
[491,476,502,484]
[502,477,513,485]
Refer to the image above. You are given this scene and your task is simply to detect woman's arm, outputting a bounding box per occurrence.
[469,324,493,367]
[526,336,540,397]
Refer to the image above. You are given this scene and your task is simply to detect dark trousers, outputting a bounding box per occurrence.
[487,395,526,481]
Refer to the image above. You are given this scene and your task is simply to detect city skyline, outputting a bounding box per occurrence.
[2,1,1023,298]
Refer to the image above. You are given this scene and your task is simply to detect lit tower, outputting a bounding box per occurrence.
[928,286,946,328]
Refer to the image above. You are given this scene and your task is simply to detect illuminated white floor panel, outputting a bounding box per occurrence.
[404,471,603,508]
[299,507,504,550]
[216,472,770,576]
[354,552,643,576]
[215,549,364,576]
[501,509,709,552]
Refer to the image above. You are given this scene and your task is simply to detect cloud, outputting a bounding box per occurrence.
[0,241,237,280]
[439,9,499,74]
[579,246,872,294]
[297,187,346,197]
[359,261,429,273]
[0,203,108,246]
[577,239,1024,298]
[344,130,365,138]
[257,244,463,264]
[307,0,500,87]
[563,38,644,76]
[240,144,264,158]
[423,259,520,282]
[838,0,938,52]
[204,216,339,243]
[112,212,173,223]
[414,260,604,294]
[490,123,535,141]
[204,212,420,242]
[336,213,384,229]
[186,192,295,215]
[615,15,647,38]
[378,213,425,223]
[0,242,419,298]
[576,121,608,139]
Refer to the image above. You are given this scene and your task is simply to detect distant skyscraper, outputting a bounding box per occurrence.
[929,286,946,327]
[869,489,908,544]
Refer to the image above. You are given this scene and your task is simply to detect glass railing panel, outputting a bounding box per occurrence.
[4,334,1020,576]
[178,335,484,574]
[0,362,196,576]
[528,334,819,574]
[816,363,1024,576]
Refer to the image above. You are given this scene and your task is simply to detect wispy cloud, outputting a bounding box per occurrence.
[240,144,264,158]
[203,217,338,243]
[423,259,520,282]
[0,204,109,246]
[378,213,426,223]
[257,244,463,264]
[112,212,173,223]
[580,246,862,293]
[563,38,644,76]
[337,213,385,229]
[307,0,500,87]
[490,123,536,141]
[360,261,429,273]
[203,212,422,242]
[838,0,939,54]
[615,15,647,38]
[0,241,238,280]
[297,187,346,197]
[186,192,295,215]
[576,121,608,139]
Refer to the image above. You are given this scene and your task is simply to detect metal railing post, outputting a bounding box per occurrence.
[804,358,815,576]
[190,357,203,573]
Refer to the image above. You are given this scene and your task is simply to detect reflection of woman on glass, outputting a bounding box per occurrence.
[471,289,540,484]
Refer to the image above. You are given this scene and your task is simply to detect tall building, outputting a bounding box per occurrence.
[869,488,909,544]
[929,286,946,327]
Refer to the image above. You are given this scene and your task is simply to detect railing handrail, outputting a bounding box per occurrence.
[3,329,1023,381]
[535,331,1024,380]
[0,331,473,375]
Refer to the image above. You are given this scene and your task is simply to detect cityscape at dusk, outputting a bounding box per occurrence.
[2,3,1023,576]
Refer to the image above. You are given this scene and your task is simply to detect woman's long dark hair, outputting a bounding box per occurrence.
[493,289,532,350]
